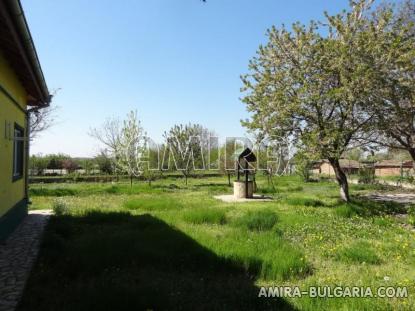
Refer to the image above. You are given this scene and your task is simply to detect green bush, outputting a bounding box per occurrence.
[294,153,313,182]
[52,198,70,216]
[358,167,376,184]
[183,208,227,225]
[236,210,278,231]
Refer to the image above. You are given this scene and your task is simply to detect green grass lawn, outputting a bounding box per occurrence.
[19,176,415,310]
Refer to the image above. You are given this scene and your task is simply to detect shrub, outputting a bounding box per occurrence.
[236,210,278,231]
[358,167,376,184]
[183,208,227,225]
[294,153,314,182]
[52,198,70,216]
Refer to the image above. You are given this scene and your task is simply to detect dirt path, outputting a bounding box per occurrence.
[349,178,415,190]
[362,193,415,204]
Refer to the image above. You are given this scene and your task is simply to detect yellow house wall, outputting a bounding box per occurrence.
[0,50,28,218]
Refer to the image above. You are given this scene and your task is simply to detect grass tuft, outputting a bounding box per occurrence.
[285,197,325,207]
[183,208,227,225]
[30,187,78,197]
[105,185,121,194]
[52,198,70,216]
[286,186,304,192]
[123,197,182,211]
[236,209,278,231]
[335,241,381,264]
[335,204,358,218]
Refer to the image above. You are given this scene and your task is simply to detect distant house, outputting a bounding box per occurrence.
[374,160,414,177]
[312,159,360,176]
[0,0,50,240]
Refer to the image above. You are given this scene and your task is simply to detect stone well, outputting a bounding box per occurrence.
[233,181,254,199]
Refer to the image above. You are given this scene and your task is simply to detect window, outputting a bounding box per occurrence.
[13,123,24,181]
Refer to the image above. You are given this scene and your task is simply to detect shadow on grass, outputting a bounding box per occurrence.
[18,212,294,311]
[335,198,408,218]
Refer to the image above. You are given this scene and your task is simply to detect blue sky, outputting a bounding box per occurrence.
[24,0,354,157]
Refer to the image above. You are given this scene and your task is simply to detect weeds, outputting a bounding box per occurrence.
[236,209,278,231]
[52,198,70,216]
[183,208,227,225]
[335,241,381,264]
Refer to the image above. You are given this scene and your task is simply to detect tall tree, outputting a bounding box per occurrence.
[29,89,60,140]
[164,123,210,185]
[94,151,114,175]
[89,117,122,156]
[29,105,58,140]
[89,117,122,176]
[241,0,381,201]
[116,111,147,187]
[368,0,415,164]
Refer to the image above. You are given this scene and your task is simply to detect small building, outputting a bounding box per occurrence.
[312,159,360,176]
[0,0,50,240]
[374,160,414,177]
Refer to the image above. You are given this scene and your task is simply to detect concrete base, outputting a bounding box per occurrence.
[233,181,254,199]
[214,194,273,203]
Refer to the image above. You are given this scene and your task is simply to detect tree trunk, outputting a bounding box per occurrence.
[185,174,188,186]
[409,148,415,171]
[227,173,231,186]
[130,175,133,188]
[329,158,350,202]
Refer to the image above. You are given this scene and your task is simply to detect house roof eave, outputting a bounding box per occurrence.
[0,0,51,107]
